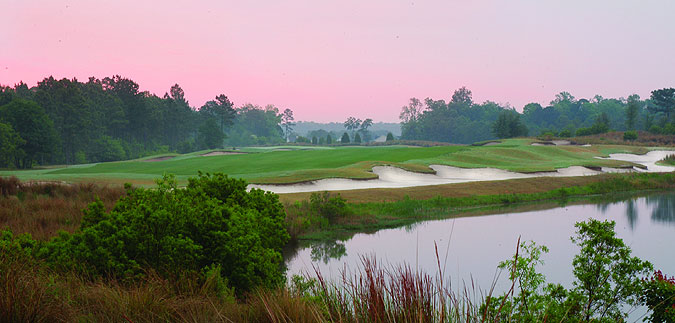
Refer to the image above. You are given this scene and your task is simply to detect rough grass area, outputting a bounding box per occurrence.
[0,139,652,185]
[572,131,675,146]
[0,177,125,240]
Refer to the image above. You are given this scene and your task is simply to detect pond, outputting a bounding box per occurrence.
[285,192,675,318]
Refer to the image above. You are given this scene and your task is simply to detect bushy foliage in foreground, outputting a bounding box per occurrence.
[483,219,653,322]
[31,173,289,295]
[643,270,675,323]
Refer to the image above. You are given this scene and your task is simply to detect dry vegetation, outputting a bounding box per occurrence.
[0,177,125,240]
[571,131,675,146]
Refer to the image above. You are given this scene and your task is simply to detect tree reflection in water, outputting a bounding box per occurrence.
[625,199,638,230]
[310,240,347,264]
[646,194,675,225]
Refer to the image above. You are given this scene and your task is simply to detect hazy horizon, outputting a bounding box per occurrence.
[2,0,674,122]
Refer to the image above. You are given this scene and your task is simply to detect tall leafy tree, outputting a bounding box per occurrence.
[0,122,25,168]
[280,108,295,142]
[451,86,473,106]
[0,99,58,168]
[343,117,361,134]
[200,94,235,132]
[492,110,528,138]
[649,88,675,120]
[625,94,640,130]
[35,77,92,164]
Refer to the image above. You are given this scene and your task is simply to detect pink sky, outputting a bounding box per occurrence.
[1,0,674,122]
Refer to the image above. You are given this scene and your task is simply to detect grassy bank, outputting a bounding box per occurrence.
[0,138,655,185]
[286,172,675,241]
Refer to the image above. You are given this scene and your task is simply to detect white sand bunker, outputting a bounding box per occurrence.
[249,151,675,194]
[597,150,675,173]
[201,151,247,156]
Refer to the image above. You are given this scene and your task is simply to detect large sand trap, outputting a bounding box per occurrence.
[597,150,675,173]
[249,151,675,193]
[201,151,247,156]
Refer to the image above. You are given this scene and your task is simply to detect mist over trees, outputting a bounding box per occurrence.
[0,76,288,168]
[399,87,675,144]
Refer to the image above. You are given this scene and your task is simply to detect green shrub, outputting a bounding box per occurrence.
[483,219,652,322]
[558,129,573,138]
[642,270,675,323]
[310,191,349,223]
[386,132,394,141]
[623,130,638,141]
[39,173,289,295]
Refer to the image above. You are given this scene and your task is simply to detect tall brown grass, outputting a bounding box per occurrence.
[0,176,126,240]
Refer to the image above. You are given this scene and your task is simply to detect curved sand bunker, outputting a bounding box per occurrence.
[250,151,675,194]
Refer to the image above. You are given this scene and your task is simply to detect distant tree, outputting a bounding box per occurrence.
[451,86,473,106]
[625,94,640,130]
[318,136,325,145]
[326,135,332,144]
[311,136,318,145]
[386,132,394,141]
[200,94,235,132]
[280,108,295,142]
[492,111,528,138]
[197,118,225,149]
[649,88,675,120]
[0,99,58,168]
[358,118,373,141]
[0,122,25,167]
[594,112,610,132]
[341,132,350,144]
[550,91,576,105]
[354,133,362,144]
[399,98,424,123]
[343,117,361,134]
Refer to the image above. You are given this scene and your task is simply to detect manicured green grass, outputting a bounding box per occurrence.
[0,139,655,185]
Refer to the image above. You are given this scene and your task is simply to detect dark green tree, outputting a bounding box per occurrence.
[341,132,350,144]
[354,133,362,143]
[625,94,640,130]
[197,118,225,149]
[0,99,58,168]
[386,132,394,141]
[492,111,528,138]
[326,135,332,144]
[649,88,675,120]
[0,122,25,168]
[200,94,235,133]
[281,108,295,142]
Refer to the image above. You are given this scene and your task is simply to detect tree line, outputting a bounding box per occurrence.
[0,76,291,168]
[400,87,675,143]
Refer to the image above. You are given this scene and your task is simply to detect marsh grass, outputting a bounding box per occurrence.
[0,176,125,240]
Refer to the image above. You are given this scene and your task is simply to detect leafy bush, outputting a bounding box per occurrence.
[623,130,638,141]
[642,270,675,323]
[39,173,289,295]
[558,129,573,138]
[483,219,652,322]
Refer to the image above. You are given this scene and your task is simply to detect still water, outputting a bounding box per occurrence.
[286,193,675,299]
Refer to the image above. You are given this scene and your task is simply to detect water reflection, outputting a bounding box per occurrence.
[310,240,347,264]
[646,194,675,225]
[625,199,637,230]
